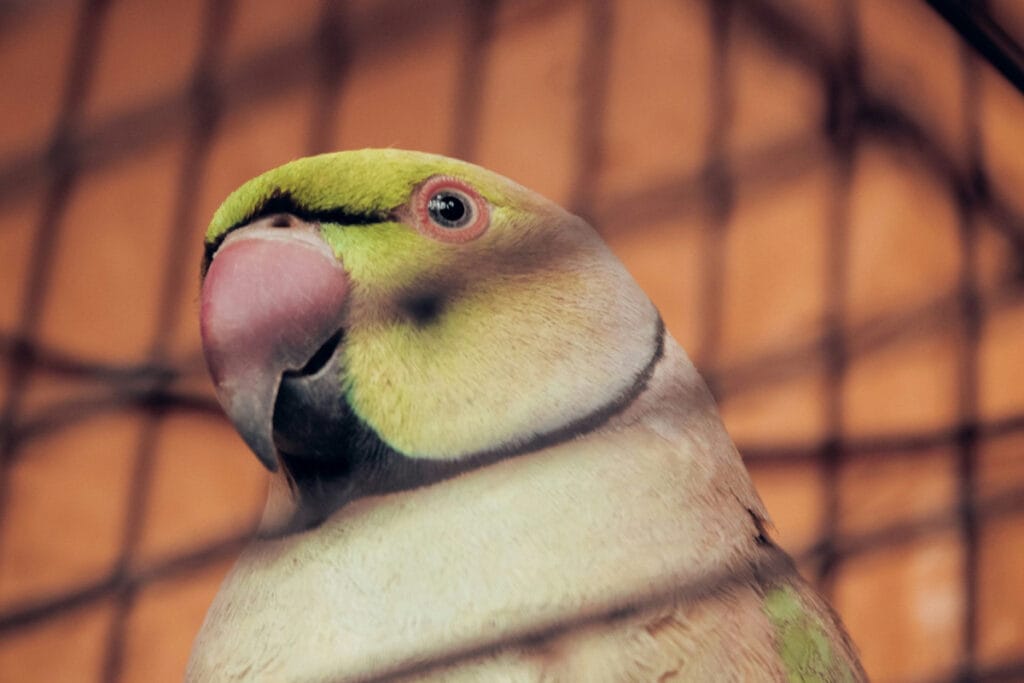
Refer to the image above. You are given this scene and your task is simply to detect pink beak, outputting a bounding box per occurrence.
[199,221,349,471]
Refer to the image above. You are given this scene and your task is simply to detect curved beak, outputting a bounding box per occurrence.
[199,220,349,471]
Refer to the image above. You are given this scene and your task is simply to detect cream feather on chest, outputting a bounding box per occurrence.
[191,341,769,681]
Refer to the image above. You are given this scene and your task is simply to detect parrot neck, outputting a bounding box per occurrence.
[196,335,772,681]
[267,317,667,534]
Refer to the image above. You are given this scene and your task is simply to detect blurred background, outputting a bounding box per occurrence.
[1,0,1022,681]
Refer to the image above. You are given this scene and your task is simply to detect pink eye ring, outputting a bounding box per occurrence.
[413,176,490,243]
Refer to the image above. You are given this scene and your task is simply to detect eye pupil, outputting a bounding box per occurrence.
[428,192,469,227]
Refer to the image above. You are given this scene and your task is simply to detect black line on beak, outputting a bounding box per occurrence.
[200,188,393,279]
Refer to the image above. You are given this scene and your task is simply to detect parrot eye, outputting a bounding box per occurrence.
[413,176,489,243]
[428,191,471,227]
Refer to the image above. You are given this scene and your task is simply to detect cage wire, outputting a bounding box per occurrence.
[0,0,1023,681]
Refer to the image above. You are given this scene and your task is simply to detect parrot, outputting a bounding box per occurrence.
[187,149,865,682]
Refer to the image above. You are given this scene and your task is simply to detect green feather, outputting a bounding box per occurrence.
[764,585,856,683]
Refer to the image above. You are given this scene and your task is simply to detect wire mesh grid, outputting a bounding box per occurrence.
[0,0,1022,681]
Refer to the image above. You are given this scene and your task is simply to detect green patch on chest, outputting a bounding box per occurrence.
[763,585,855,683]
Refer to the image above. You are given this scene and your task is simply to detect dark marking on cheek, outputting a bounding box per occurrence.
[401,294,445,326]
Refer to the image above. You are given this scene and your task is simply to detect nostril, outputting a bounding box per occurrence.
[270,214,295,228]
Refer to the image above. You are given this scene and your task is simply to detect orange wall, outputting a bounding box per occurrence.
[0,1,1022,681]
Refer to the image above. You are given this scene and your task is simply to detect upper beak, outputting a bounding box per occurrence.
[199,219,349,471]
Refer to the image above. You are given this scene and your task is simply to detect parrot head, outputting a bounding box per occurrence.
[200,149,662,524]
